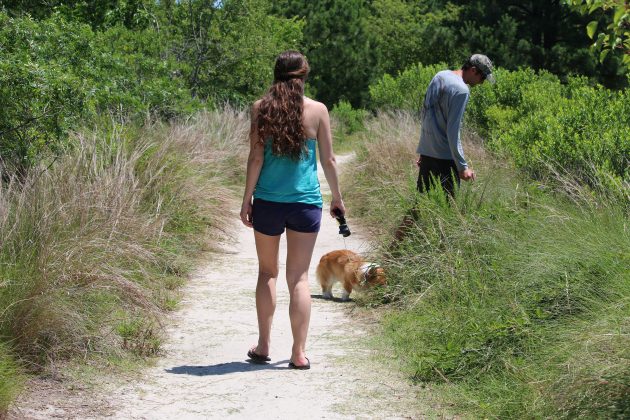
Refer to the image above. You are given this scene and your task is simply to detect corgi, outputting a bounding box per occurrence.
[316,249,386,301]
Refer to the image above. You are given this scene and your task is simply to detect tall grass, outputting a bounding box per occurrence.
[0,343,23,415]
[342,113,630,418]
[0,108,248,412]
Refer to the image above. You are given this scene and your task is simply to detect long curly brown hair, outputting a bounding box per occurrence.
[256,51,310,160]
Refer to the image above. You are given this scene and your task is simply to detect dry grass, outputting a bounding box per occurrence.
[341,111,420,236]
[0,108,249,378]
[341,112,490,237]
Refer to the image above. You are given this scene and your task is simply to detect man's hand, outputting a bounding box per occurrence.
[459,168,476,181]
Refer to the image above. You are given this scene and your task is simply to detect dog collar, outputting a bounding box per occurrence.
[360,263,380,286]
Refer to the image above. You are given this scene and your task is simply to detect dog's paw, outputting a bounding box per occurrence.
[341,292,351,301]
[322,291,333,299]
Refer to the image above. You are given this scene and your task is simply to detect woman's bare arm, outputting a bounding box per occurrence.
[315,102,345,217]
[240,101,264,227]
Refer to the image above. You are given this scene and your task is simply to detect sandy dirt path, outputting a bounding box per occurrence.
[12,155,427,419]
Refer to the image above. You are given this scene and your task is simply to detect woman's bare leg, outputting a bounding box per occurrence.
[253,231,281,356]
[285,229,318,366]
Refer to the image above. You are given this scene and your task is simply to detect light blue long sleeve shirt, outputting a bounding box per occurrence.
[416,70,470,171]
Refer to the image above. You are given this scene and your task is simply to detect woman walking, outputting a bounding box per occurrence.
[240,51,345,370]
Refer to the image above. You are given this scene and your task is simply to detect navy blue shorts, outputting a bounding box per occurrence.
[252,198,322,236]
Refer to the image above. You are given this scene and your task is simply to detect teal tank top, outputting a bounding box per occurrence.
[254,138,323,207]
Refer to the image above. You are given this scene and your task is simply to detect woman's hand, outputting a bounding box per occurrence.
[329,197,346,218]
[240,199,253,228]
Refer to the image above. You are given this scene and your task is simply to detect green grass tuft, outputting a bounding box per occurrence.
[342,112,630,418]
[0,343,23,414]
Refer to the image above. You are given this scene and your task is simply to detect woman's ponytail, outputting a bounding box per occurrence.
[257,51,310,160]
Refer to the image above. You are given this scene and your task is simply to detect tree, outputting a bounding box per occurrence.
[172,0,303,104]
[446,0,627,88]
[365,0,460,76]
[563,0,630,65]
[272,0,373,108]
[0,13,89,176]
[0,0,159,29]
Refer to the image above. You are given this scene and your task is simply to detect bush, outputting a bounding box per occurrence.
[330,100,368,140]
[0,12,201,176]
[86,25,200,119]
[0,13,87,175]
[369,63,445,112]
[368,64,630,188]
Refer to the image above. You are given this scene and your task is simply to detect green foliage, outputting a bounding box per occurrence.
[0,344,23,414]
[0,11,201,174]
[272,0,373,107]
[272,0,626,106]
[330,101,368,141]
[446,0,627,89]
[342,113,630,418]
[171,0,303,105]
[0,13,88,174]
[491,81,630,183]
[0,2,302,174]
[2,0,160,29]
[564,0,630,65]
[369,63,446,111]
[370,64,630,186]
[88,25,198,118]
[365,0,461,77]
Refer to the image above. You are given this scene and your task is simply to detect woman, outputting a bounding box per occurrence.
[240,51,345,370]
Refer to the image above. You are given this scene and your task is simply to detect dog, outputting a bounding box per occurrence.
[316,249,386,301]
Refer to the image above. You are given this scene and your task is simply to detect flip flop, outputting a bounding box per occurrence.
[288,357,310,370]
[247,348,270,363]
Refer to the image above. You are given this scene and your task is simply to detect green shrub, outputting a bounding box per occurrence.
[330,100,369,140]
[369,63,630,187]
[0,13,87,174]
[369,63,445,112]
[342,112,630,418]
[493,84,630,184]
[0,12,201,176]
[86,25,201,119]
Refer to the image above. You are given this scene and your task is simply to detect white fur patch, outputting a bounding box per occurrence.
[360,263,380,275]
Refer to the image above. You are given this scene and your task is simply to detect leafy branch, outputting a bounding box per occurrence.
[564,0,630,64]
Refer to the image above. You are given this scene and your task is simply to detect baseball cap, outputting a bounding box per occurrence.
[469,54,495,84]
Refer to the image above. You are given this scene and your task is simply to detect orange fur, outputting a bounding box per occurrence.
[316,249,386,301]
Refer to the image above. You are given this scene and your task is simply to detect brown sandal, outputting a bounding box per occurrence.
[288,357,310,370]
[247,348,270,363]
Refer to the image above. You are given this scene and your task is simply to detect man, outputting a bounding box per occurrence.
[416,54,494,196]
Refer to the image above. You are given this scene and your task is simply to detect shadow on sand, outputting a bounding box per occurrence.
[310,293,352,303]
[165,360,291,376]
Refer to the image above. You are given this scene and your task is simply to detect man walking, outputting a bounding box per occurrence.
[416,54,494,196]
